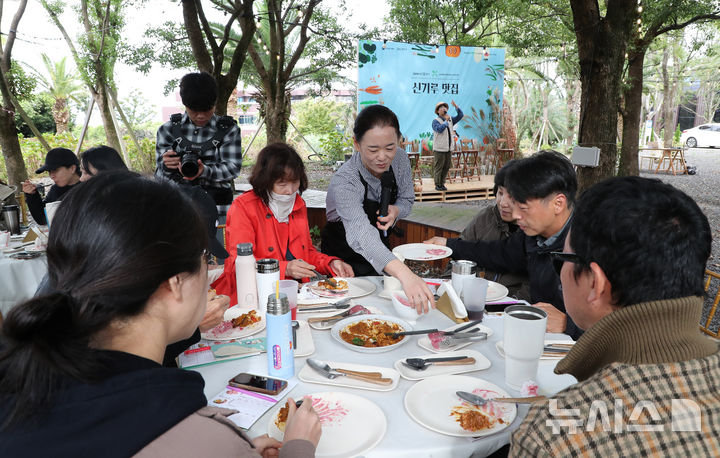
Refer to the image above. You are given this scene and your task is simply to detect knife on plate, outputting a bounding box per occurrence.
[298,298,352,311]
[457,391,547,405]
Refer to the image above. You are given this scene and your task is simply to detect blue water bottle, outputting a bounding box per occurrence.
[266,292,294,379]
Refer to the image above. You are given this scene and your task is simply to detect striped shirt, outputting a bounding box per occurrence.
[325,148,414,274]
[155,112,243,189]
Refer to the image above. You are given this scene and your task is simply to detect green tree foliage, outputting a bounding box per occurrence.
[388,0,500,46]
[15,94,56,136]
[291,98,352,137]
[24,54,85,134]
[41,0,129,153]
[118,88,157,135]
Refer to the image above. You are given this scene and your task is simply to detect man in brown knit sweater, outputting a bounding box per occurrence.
[510,176,719,457]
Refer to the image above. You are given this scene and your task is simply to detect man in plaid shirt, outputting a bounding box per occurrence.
[155,72,242,206]
[510,177,719,457]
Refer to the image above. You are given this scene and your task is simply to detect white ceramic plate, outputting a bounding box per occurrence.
[392,243,453,261]
[268,392,386,458]
[308,305,383,331]
[330,314,412,353]
[394,349,491,380]
[417,321,493,353]
[294,320,315,357]
[404,375,517,437]
[201,312,266,341]
[299,360,400,391]
[485,281,510,302]
[496,339,573,360]
[299,277,377,303]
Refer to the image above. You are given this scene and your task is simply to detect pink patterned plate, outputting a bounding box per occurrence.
[392,243,453,261]
[268,392,386,458]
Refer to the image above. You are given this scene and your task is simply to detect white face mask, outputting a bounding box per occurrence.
[268,191,297,223]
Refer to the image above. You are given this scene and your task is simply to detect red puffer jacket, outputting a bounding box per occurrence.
[213,191,339,305]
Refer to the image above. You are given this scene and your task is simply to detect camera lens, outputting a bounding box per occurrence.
[180,152,200,176]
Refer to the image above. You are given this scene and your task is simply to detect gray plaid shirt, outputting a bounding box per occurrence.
[155,112,243,189]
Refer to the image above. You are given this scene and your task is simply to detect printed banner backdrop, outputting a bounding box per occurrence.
[357,40,505,152]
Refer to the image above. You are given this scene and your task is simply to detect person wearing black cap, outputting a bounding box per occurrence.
[431,100,464,191]
[22,147,81,225]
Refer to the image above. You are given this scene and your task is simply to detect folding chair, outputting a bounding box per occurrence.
[702,269,720,338]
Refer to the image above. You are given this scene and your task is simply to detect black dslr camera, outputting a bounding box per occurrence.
[173,140,202,177]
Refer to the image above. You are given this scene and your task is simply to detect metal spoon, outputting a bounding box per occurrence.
[402,356,476,371]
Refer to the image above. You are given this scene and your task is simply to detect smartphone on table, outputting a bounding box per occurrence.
[228,373,288,395]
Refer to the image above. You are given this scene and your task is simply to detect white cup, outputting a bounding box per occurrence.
[45,201,62,227]
[503,305,548,390]
[0,231,9,248]
[462,277,488,320]
[383,275,402,294]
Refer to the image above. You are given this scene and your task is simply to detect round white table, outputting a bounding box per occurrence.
[194,277,577,457]
[0,242,47,317]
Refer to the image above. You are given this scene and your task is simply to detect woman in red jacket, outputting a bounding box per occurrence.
[216,142,353,304]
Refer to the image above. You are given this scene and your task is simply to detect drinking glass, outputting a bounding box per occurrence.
[278,279,299,320]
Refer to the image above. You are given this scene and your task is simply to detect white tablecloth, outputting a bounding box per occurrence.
[194,277,577,457]
[0,250,47,316]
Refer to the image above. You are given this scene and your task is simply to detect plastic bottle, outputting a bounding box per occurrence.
[266,292,294,379]
[235,243,258,307]
[256,258,280,314]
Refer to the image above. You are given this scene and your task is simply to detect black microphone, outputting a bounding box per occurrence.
[379,171,393,236]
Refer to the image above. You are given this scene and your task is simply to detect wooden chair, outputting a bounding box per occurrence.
[701,269,720,338]
[482,144,498,175]
[461,139,481,180]
[447,151,465,183]
[407,152,423,186]
[639,141,662,171]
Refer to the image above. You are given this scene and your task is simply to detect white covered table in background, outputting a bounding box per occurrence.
[0,245,47,316]
[194,277,576,458]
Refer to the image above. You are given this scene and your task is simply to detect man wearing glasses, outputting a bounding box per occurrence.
[511,176,718,456]
[425,150,582,339]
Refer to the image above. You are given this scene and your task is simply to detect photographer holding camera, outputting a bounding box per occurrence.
[155,72,243,206]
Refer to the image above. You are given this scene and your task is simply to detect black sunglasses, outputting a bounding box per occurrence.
[550,251,584,276]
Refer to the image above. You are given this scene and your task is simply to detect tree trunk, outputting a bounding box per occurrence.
[0,109,26,186]
[94,84,122,153]
[0,0,29,186]
[265,87,290,143]
[618,49,645,176]
[53,97,69,134]
[570,0,634,193]
[564,79,580,152]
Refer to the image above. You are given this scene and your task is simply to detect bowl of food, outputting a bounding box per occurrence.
[390,291,426,325]
[330,314,412,353]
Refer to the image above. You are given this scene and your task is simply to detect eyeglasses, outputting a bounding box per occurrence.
[550,251,584,276]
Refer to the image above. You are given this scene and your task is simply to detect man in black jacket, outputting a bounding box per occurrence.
[425,150,582,339]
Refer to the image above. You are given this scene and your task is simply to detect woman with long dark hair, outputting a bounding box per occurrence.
[0,172,320,456]
[79,145,128,181]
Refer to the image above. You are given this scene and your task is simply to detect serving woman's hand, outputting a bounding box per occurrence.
[283,397,322,447]
[376,204,399,232]
[329,259,354,278]
[286,259,317,280]
[385,259,435,314]
[423,236,447,246]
